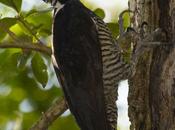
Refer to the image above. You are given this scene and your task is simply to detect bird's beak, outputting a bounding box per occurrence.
[43,0,57,6]
[43,0,49,2]
[51,0,58,6]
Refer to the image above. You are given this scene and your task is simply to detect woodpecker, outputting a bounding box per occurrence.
[43,0,133,130]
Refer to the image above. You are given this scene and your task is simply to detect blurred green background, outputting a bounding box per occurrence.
[0,0,130,130]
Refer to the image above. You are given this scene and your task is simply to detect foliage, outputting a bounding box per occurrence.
[0,0,130,130]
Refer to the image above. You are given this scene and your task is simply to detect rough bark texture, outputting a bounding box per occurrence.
[128,0,175,130]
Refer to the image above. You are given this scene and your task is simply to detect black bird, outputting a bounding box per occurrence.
[43,0,133,130]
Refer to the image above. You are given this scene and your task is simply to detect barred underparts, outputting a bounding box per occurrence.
[92,16,132,128]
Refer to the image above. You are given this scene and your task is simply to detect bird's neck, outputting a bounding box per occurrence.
[51,0,64,6]
[53,0,79,13]
[54,1,64,8]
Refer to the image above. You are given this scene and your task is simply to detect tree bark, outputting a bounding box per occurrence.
[128,0,175,130]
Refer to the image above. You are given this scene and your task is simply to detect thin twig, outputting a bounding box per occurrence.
[30,97,68,130]
[0,42,52,55]
[0,23,20,43]
[0,23,51,55]
[17,16,43,44]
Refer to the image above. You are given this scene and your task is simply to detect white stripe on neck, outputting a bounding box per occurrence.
[54,1,65,14]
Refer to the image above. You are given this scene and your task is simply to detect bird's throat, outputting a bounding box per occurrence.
[54,1,65,14]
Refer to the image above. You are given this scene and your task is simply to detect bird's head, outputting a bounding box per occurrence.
[43,0,69,5]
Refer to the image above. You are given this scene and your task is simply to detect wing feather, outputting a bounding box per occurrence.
[52,1,112,130]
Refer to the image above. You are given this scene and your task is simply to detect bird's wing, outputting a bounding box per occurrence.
[52,1,112,130]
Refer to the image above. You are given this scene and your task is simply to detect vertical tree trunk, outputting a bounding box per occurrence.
[128,0,175,130]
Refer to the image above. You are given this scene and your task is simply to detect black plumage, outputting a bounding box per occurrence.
[52,0,113,130]
[45,0,134,129]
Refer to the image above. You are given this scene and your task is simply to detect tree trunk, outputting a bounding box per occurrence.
[128,0,175,130]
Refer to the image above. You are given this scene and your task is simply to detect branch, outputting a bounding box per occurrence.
[17,16,43,44]
[140,41,173,47]
[0,42,52,55]
[0,24,51,55]
[30,97,68,130]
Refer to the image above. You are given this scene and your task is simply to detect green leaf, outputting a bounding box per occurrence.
[107,22,119,37]
[25,12,52,37]
[0,0,22,12]
[17,52,31,70]
[0,17,17,40]
[0,50,22,85]
[94,8,105,19]
[31,53,48,87]
[123,13,130,28]
[50,115,79,130]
